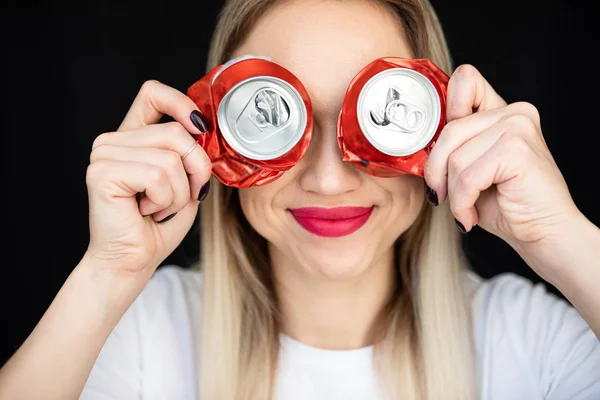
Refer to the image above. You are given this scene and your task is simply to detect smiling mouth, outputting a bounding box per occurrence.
[289,206,374,238]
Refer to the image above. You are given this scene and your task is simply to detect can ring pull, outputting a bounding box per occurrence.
[370,87,427,134]
[250,89,290,129]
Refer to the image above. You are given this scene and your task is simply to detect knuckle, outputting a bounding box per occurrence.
[164,121,189,142]
[501,132,531,156]
[514,101,540,124]
[440,120,458,143]
[454,63,479,79]
[89,149,99,164]
[91,135,103,150]
[91,132,111,149]
[146,165,167,186]
[140,79,161,95]
[89,143,109,163]
[448,151,465,173]
[85,160,108,186]
[163,150,183,172]
[505,112,538,136]
[439,126,459,152]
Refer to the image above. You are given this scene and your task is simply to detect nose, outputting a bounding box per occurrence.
[298,118,362,196]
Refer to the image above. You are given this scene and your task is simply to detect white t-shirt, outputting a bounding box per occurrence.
[80,265,600,400]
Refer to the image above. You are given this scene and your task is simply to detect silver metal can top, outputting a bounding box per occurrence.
[217,76,307,161]
[357,68,441,157]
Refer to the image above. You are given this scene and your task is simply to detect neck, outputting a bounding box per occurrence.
[270,245,396,350]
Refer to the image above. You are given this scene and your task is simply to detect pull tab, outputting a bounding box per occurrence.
[236,87,291,144]
[251,89,290,128]
[370,87,427,133]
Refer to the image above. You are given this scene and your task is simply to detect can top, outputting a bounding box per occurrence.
[217,76,308,161]
[357,67,441,157]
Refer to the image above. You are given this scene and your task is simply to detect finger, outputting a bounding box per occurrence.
[425,103,540,203]
[446,64,507,122]
[449,132,532,232]
[92,122,212,198]
[86,160,174,217]
[118,79,206,135]
[446,121,507,227]
[90,145,191,218]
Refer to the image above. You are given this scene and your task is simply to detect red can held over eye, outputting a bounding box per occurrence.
[186,55,314,188]
[337,57,450,177]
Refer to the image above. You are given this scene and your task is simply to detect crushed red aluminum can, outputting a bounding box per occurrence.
[187,55,313,188]
[337,57,449,177]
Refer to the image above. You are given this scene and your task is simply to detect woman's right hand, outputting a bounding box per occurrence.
[0,81,212,400]
[84,80,212,277]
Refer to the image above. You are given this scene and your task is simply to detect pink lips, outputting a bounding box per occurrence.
[289,206,374,237]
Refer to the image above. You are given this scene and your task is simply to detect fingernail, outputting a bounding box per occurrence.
[190,110,210,133]
[198,180,211,201]
[455,218,467,234]
[158,213,177,224]
[425,185,438,206]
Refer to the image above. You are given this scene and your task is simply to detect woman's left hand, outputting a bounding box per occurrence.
[424,64,587,280]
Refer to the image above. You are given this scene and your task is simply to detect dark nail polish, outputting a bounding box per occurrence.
[425,185,438,206]
[158,213,177,223]
[190,110,211,133]
[198,180,211,201]
[455,218,467,234]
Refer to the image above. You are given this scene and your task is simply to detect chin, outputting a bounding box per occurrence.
[295,243,378,281]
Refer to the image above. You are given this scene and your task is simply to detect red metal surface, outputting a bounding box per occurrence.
[337,57,449,177]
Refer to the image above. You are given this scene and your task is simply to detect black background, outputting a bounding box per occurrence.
[2,2,599,366]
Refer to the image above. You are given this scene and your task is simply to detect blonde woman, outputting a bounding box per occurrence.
[1,0,599,399]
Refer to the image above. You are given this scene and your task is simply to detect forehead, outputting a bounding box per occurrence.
[231,0,413,117]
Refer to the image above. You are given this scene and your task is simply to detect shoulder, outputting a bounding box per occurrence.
[136,264,202,330]
[467,271,600,399]
[143,264,202,305]
[467,270,586,343]
[468,270,557,316]
[467,271,591,333]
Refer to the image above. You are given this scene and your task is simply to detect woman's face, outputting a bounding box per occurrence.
[234,0,425,280]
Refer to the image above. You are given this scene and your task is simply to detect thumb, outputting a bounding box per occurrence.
[446,64,507,122]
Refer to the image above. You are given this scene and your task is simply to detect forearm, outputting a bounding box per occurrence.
[0,257,145,400]
[519,215,600,339]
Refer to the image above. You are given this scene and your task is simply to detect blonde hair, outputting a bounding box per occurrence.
[197,1,476,399]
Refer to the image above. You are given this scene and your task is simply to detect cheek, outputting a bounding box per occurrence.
[376,174,423,198]
[238,186,265,225]
[377,175,425,220]
[238,184,285,240]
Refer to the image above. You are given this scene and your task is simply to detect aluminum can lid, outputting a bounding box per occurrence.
[217,76,308,161]
[357,68,441,156]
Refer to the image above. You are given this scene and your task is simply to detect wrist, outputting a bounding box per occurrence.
[516,213,600,288]
[76,252,152,316]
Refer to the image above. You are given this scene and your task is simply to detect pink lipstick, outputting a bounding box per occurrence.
[289,206,374,237]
